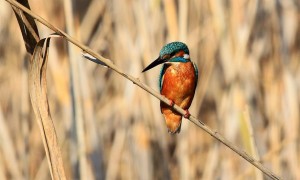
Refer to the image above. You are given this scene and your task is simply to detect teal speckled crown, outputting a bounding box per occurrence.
[159,42,189,57]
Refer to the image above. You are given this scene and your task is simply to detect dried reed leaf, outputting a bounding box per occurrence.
[12,0,39,54]
[164,0,178,40]
[240,106,263,180]
[82,52,108,66]
[29,37,66,180]
[0,105,22,179]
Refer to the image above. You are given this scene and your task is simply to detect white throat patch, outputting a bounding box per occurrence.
[183,54,190,59]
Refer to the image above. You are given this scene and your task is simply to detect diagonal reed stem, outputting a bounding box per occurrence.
[4,0,281,179]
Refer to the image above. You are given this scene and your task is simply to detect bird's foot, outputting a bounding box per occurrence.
[183,110,190,118]
[169,100,175,107]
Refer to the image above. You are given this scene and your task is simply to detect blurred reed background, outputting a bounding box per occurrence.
[0,0,299,179]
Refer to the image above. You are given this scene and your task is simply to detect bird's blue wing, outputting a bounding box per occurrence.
[159,64,167,91]
[192,62,198,88]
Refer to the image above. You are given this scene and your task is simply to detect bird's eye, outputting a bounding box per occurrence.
[162,54,170,60]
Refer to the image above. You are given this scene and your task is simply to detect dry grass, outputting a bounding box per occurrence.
[0,0,299,179]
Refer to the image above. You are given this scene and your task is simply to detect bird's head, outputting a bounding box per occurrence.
[142,42,190,72]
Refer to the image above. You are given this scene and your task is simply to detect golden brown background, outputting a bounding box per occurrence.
[0,0,299,179]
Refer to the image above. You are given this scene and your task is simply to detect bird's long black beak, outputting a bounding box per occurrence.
[142,56,166,72]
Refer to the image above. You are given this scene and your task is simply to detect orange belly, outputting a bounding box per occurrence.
[160,62,197,133]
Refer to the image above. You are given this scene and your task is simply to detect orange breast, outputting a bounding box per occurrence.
[160,61,196,109]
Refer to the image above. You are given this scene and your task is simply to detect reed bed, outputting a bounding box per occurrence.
[0,0,299,179]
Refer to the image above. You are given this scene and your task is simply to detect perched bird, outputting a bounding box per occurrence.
[142,42,198,134]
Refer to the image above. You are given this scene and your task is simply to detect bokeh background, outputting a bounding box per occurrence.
[0,0,299,179]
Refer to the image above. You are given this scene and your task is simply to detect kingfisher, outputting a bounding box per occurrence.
[142,42,198,134]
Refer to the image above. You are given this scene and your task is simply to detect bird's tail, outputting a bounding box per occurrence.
[162,110,183,134]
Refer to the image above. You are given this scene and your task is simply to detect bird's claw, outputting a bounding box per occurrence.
[183,110,190,118]
[169,100,175,107]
